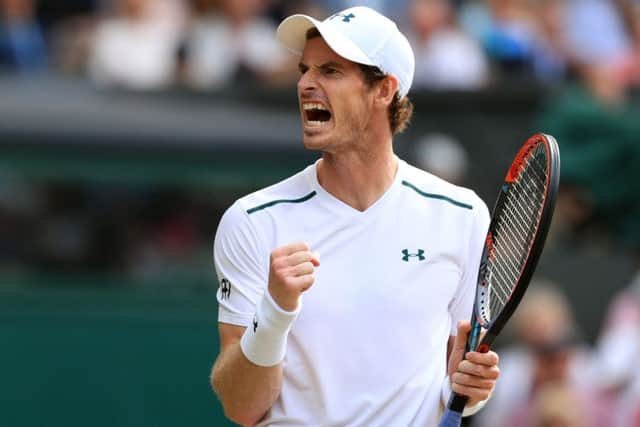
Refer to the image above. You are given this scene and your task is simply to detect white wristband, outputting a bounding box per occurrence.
[240,291,301,367]
[441,375,489,417]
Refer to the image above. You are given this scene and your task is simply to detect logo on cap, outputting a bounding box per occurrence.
[329,12,355,22]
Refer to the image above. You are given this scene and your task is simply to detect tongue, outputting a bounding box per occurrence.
[308,109,331,122]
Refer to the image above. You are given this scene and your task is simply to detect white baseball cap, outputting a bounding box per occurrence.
[276,6,415,97]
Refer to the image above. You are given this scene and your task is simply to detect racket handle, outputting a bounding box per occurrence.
[438,406,464,427]
[438,342,491,427]
[437,392,468,427]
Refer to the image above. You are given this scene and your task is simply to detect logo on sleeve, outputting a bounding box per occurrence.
[220,278,231,300]
[252,315,258,333]
[402,249,426,262]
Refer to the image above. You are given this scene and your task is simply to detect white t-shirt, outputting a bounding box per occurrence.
[214,158,489,426]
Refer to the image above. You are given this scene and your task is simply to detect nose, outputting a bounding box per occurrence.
[297,69,316,94]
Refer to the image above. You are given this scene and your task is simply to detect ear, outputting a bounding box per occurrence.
[374,75,399,108]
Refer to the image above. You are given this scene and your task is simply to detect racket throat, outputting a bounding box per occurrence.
[466,321,483,353]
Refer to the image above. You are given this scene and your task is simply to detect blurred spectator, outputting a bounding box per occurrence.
[88,0,183,90]
[412,132,469,184]
[460,0,569,82]
[265,0,328,23]
[465,0,539,77]
[537,60,640,250]
[592,269,640,426]
[48,11,96,76]
[563,0,633,76]
[313,0,408,24]
[0,0,47,73]
[472,281,598,427]
[529,0,570,82]
[509,382,592,427]
[182,0,293,89]
[614,0,640,88]
[407,0,490,89]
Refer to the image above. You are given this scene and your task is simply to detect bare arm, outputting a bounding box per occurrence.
[211,242,320,426]
[211,323,283,426]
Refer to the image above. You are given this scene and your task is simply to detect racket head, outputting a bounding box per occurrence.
[474,133,560,350]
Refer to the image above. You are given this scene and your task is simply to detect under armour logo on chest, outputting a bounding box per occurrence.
[402,249,426,262]
[329,12,356,22]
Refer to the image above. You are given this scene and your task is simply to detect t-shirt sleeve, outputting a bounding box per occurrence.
[448,196,490,336]
[213,201,268,327]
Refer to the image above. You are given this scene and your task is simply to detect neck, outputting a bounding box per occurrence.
[316,141,398,212]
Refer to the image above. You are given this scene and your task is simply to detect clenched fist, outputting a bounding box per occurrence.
[268,242,320,311]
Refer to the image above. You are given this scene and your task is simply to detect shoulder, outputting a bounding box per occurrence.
[400,161,488,216]
[215,165,314,251]
[236,166,316,216]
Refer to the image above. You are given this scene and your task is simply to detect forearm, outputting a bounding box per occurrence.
[211,343,283,426]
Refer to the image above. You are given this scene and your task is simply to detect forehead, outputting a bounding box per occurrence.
[300,36,358,69]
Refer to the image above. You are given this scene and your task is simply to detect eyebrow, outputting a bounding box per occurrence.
[318,61,343,70]
[298,61,344,72]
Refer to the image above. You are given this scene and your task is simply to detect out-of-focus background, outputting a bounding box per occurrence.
[2,0,640,426]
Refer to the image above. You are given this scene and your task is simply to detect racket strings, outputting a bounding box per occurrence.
[481,146,548,323]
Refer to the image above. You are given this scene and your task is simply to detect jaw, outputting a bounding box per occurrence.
[302,123,334,150]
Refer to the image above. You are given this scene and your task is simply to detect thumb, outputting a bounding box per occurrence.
[448,320,471,377]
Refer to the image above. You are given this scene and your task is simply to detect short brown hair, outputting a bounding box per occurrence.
[305,28,413,135]
[358,64,413,135]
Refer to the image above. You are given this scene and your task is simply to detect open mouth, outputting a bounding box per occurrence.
[303,103,332,126]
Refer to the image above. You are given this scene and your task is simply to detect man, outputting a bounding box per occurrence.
[211,6,499,426]
[0,0,47,73]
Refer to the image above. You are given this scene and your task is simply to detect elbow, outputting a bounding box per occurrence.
[218,394,264,427]
[222,406,262,427]
[211,374,263,427]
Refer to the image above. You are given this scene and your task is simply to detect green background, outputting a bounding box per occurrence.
[1,282,236,427]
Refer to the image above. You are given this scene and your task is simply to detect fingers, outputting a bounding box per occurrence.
[456,358,500,380]
[453,321,471,352]
[450,380,494,404]
[283,251,321,269]
[447,321,471,377]
[450,350,500,405]
[268,242,320,311]
[465,350,499,367]
[291,261,315,277]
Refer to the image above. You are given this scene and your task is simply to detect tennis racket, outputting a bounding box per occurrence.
[438,133,560,427]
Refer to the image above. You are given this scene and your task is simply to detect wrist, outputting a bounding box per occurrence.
[240,290,301,367]
[268,287,300,312]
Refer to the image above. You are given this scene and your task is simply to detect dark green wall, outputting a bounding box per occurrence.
[0,286,237,427]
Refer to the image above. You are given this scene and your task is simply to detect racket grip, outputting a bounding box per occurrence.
[448,392,469,414]
[437,392,468,427]
[438,406,463,427]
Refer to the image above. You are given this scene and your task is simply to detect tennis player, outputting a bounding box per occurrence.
[211,6,499,426]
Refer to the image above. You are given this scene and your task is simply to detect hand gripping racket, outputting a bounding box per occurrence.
[438,133,560,427]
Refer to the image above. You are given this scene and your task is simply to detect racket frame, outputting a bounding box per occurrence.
[447,133,560,413]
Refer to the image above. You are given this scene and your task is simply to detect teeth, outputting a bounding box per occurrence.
[303,103,328,111]
[307,120,325,126]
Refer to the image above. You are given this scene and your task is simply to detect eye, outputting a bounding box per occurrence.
[323,67,339,75]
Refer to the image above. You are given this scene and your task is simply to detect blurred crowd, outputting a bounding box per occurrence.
[0,177,227,287]
[2,0,640,91]
[2,1,640,425]
[469,278,640,427]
